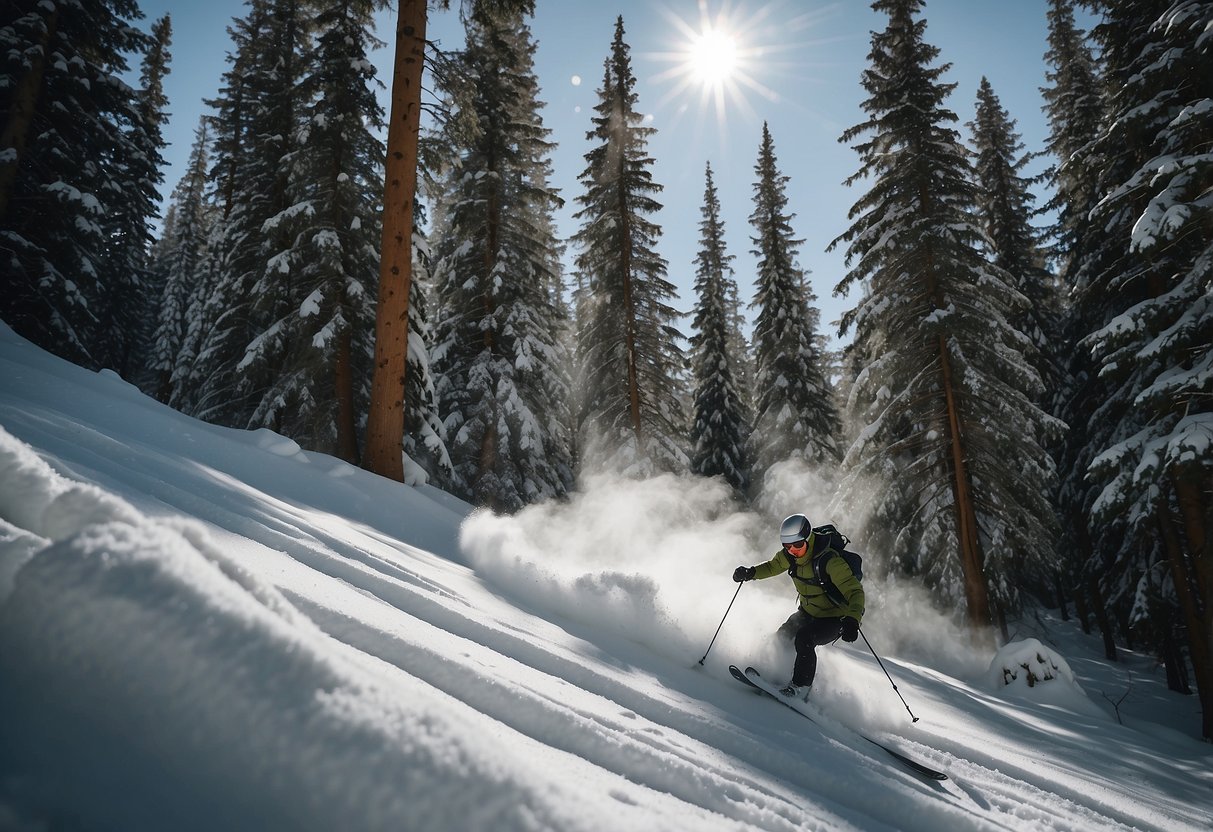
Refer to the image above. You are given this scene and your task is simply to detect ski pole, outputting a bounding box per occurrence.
[697,582,743,666]
[860,629,919,723]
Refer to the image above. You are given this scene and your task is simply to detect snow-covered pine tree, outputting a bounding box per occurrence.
[689,163,750,496]
[0,0,158,369]
[968,77,1065,601]
[1040,0,1107,278]
[724,269,754,404]
[830,0,1059,633]
[149,119,214,405]
[1082,0,1213,740]
[98,13,172,380]
[572,16,687,477]
[241,0,383,462]
[429,6,572,510]
[166,11,267,417]
[1062,2,1169,661]
[970,78,1059,395]
[1039,0,1119,656]
[402,201,452,487]
[192,0,312,428]
[747,122,838,497]
[133,17,178,394]
[170,220,231,416]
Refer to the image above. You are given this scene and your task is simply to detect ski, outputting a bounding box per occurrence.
[729,665,949,781]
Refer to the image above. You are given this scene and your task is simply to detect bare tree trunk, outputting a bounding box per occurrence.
[335,328,359,464]
[0,6,58,222]
[613,99,642,443]
[1073,584,1091,634]
[1161,626,1192,695]
[1087,572,1118,661]
[478,169,500,507]
[938,334,992,631]
[1052,569,1070,621]
[1169,473,1213,739]
[1072,521,1103,641]
[364,0,427,482]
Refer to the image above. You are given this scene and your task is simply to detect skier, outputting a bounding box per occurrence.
[732,513,864,701]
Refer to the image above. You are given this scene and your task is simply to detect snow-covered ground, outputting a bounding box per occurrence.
[1,320,1210,832]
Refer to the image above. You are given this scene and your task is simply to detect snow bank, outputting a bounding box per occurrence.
[0,426,141,602]
[986,637,1105,717]
[0,428,694,832]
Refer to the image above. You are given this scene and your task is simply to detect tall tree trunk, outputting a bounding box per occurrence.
[1072,584,1091,634]
[364,0,427,482]
[1161,625,1192,695]
[995,603,1009,643]
[620,222,641,439]
[1087,571,1118,661]
[156,370,173,405]
[1052,569,1070,621]
[220,79,247,220]
[1073,520,1109,645]
[479,174,500,506]
[614,107,642,442]
[0,6,58,223]
[334,328,358,464]
[1169,473,1213,739]
[938,333,992,631]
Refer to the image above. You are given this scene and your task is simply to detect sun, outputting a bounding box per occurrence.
[688,27,739,89]
[648,3,784,132]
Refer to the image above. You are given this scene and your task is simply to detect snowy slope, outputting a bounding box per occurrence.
[1,321,1210,832]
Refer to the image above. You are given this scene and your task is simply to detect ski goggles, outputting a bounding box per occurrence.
[783,539,808,555]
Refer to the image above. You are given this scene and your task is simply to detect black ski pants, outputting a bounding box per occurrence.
[777,609,843,687]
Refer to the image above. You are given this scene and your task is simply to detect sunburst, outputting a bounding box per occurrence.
[648,1,783,131]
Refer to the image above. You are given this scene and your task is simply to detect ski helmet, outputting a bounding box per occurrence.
[779,514,812,545]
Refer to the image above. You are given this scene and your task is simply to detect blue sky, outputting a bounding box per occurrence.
[137,0,1094,347]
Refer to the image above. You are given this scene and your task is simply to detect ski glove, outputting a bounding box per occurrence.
[732,566,756,583]
[840,616,860,642]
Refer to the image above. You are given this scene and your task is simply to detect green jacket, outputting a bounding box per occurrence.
[752,535,865,622]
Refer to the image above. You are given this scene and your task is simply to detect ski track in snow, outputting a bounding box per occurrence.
[2,324,1213,832]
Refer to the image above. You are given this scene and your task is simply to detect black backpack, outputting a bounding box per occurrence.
[788,524,863,606]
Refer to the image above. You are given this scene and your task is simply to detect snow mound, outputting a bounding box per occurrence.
[986,637,1104,716]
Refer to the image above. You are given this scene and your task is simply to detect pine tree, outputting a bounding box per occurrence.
[1040,0,1106,276]
[747,123,838,497]
[572,16,687,477]
[193,0,312,427]
[1064,3,1170,661]
[0,0,159,369]
[830,0,1058,633]
[241,0,383,462]
[968,78,1065,602]
[402,201,452,486]
[149,119,214,404]
[1039,0,1119,657]
[100,13,172,380]
[429,6,572,510]
[970,78,1059,391]
[689,163,750,496]
[1082,0,1213,740]
[170,10,266,417]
